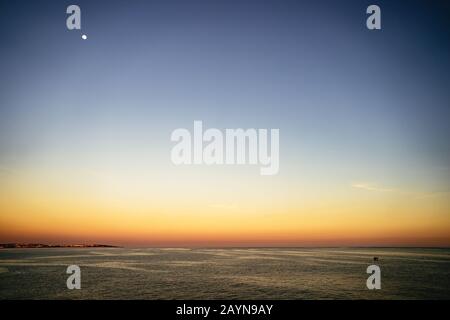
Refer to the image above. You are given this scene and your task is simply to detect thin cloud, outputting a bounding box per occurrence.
[351,182,449,198]
[351,183,396,193]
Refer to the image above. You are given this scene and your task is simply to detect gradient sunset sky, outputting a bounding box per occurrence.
[0,0,449,246]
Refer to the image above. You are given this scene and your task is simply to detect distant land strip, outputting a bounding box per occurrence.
[0,243,120,249]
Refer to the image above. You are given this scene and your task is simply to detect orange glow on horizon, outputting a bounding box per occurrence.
[1,166,449,247]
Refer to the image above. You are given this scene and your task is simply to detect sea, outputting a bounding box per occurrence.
[0,247,449,299]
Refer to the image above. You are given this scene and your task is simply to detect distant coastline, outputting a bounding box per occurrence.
[0,243,120,249]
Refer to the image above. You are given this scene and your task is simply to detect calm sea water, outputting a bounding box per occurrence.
[0,248,449,299]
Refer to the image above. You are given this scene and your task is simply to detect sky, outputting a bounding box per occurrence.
[0,0,449,246]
